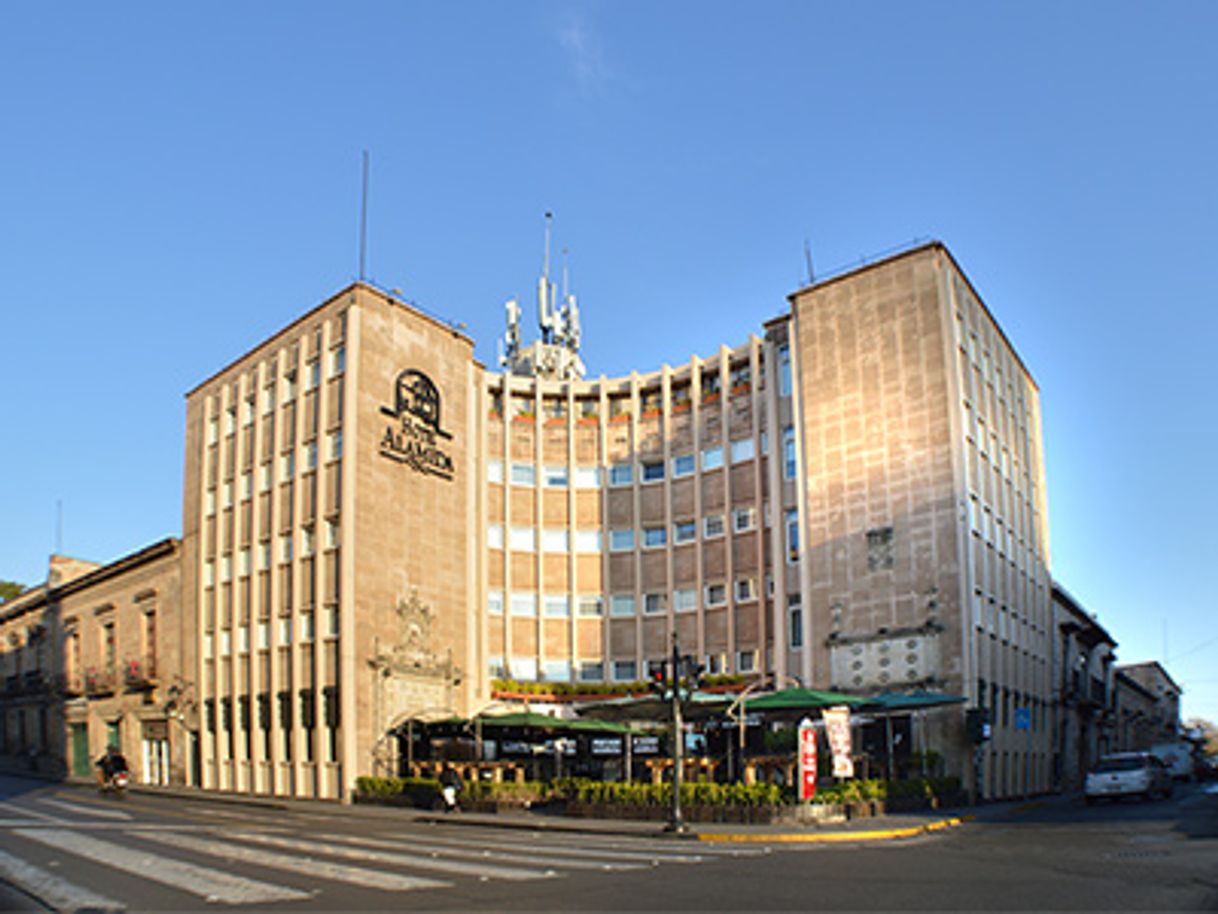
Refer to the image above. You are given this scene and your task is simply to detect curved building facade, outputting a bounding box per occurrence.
[181,240,1052,801]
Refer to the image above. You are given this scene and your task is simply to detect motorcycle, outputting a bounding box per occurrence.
[100,770,129,797]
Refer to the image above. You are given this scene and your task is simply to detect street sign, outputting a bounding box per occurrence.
[1014,707,1031,731]
[798,718,817,801]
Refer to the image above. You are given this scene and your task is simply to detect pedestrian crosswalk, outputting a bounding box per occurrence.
[0,792,767,911]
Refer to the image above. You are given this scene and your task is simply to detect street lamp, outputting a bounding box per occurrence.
[724,674,800,783]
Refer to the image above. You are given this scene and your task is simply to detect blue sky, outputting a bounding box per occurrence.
[1,2,1214,721]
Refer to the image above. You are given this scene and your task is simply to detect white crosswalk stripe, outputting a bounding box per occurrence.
[398,829,709,863]
[228,830,559,881]
[323,832,646,871]
[15,828,311,905]
[37,797,134,820]
[137,829,451,893]
[0,847,126,914]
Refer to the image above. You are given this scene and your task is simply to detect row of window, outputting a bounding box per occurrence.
[202,607,339,657]
[204,432,343,515]
[488,650,760,683]
[202,524,339,585]
[487,579,760,618]
[487,429,795,488]
[206,346,345,445]
[488,505,802,563]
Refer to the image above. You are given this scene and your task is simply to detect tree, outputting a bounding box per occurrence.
[1184,718,1218,756]
[0,580,25,604]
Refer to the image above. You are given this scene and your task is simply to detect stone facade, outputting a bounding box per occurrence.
[0,541,184,785]
[1114,661,1181,748]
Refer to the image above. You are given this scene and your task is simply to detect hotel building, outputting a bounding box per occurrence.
[171,239,1055,801]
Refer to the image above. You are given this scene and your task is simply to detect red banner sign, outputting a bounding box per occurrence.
[798,721,817,801]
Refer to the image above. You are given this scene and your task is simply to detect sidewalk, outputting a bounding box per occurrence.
[71,777,1074,844]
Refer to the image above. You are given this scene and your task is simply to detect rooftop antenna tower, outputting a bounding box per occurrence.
[804,238,815,285]
[538,212,557,343]
[359,150,370,282]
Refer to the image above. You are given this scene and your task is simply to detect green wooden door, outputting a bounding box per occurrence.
[70,724,90,777]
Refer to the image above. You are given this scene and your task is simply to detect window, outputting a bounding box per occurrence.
[328,430,343,461]
[789,597,803,648]
[238,549,251,577]
[283,370,296,402]
[259,464,272,492]
[487,591,504,615]
[224,407,236,436]
[543,659,571,682]
[760,430,769,455]
[487,460,503,484]
[262,385,275,416]
[701,446,724,471]
[673,520,697,544]
[305,360,320,391]
[641,460,665,482]
[509,593,537,617]
[203,561,214,588]
[207,417,219,445]
[510,463,536,486]
[543,595,570,618]
[487,525,504,549]
[300,528,314,558]
[240,473,253,501]
[543,466,569,488]
[705,583,727,607]
[577,595,603,617]
[612,660,637,682]
[609,529,635,552]
[672,454,695,478]
[281,452,295,482]
[778,343,792,397]
[674,588,697,612]
[280,533,293,563]
[574,466,601,489]
[609,594,635,617]
[324,520,338,550]
[329,345,345,377]
[785,508,799,562]
[542,529,569,552]
[609,463,633,486]
[643,593,667,615]
[487,656,505,678]
[578,661,604,682]
[259,542,271,570]
[279,617,292,645]
[510,657,538,681]
[205,490,216,516]
[736,650,756,673]
[642,526,667,548]
[574,530,601,553]
[735,577,756,602]
[783,426,796,479]
[703,514,725,539]
[220,555,232,582]
[242,397,254,426]
[222,481,233,509]
[730,438,755,463]
[509,527,536,552]
[867,527,895,571]
[732,506,756,532]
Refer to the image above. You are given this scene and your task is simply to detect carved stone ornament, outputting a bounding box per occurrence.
[370,590,443,676]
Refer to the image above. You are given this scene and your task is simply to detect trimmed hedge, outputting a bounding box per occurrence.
[354,776,442,807]
[811,776,961,805]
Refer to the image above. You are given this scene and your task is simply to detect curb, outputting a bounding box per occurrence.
[696,815,972,843]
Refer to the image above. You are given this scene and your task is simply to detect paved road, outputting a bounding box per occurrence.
[0,775,1213,911]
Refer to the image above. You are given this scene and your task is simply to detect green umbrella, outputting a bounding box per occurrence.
[742,687,869,713]
[867,690,966,711]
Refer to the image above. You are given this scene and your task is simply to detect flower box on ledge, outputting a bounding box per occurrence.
[512,414,536,424]
[609,413,631,424]
[702,392,721,404]
[731,384,751,397]
[577,416,599,426]
[672,401,691,414]
[640,408,662,420]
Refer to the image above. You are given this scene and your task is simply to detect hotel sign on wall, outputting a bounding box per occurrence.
[380,369,454,480]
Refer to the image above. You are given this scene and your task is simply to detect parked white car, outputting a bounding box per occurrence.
[1085,752,1174,804]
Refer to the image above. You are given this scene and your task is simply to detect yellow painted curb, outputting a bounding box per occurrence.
[697,815,967,844]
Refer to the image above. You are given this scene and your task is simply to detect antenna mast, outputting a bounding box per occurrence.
[804,238,815,285]
[359,150,370,282]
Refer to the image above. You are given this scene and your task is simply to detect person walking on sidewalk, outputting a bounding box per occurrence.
[439,764,463,813]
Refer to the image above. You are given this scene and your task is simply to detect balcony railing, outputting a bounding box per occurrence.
[84,666,117,695]
[124,656,157,690]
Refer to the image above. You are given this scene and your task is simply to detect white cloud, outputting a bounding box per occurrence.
[557,17,610,90]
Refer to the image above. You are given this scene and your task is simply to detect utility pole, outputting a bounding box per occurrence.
[668,633,685,833]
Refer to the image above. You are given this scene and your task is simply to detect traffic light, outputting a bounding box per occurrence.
[649,661,668,694]
[689,661,706,692]
[965,707,992,743]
